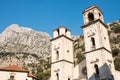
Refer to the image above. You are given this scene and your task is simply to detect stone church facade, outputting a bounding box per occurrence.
[51,6,120,80]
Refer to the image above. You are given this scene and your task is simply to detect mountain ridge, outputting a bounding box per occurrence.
[0,24,51,57]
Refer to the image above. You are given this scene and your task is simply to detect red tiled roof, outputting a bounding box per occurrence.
[0,65,29,72]
[28,73,38,79]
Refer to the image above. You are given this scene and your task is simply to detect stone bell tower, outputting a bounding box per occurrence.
[82,6,116,80]
[51,26,73,80]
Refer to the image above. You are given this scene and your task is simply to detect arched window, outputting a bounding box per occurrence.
[65,29,68,35]
[82,66,87,75]
[91,37,95,47]
[56,51,59,60]
[99,13,101,17]
[68,78,70,80]
[88,13,94,22]
[56,73,59,80]
[111,74,114,80]
[57,29,60,36]
[94,64,99,74]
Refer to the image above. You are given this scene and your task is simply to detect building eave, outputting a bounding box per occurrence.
[50,34,73,41]
[82,5,103,15]
[81,19,108,29]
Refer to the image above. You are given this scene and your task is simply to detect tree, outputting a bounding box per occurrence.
[112,48,119,57]
[76,52,85,64]
[114,57,120,71]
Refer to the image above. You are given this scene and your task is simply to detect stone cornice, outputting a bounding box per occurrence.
[84,47,111,54]
[51,59,73,64]
[50,34,73,41]
[81,19,108,29]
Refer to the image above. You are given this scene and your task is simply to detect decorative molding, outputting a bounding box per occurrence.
[88,33,95,37]
[90,58,99,64]
[10,72,16,76]
[54,46,60,50]
[107,59,112,63]
[54,69,60,72]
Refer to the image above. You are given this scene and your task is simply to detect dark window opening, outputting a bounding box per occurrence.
[57,29,60,36]
[111,74,114,80]
[104,37,106,39]
[56,51,59,60]
[56,73,59,80]
[67,50,69,53]
[65,29,67,33]
[94,64,99,74]
[8,76,14,80]
[68,78,70,80]
[99,13,101,17]
[91,37,96,47]
[82,67,87,75]
[88,13,94,22]
[94,64,100,80]
[65,29,68,36]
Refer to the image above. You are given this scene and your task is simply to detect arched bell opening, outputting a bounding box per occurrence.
[88,12,94,22]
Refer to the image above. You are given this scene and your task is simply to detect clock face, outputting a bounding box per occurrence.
[87,29,94,36]
[87,26,96,37]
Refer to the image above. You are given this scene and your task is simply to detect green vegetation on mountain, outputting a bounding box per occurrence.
[108,21,120,71]
[109,22,120,33]
[0,51,51,80]
[114,57,120,71]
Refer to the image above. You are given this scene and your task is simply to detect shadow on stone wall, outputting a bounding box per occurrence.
[88,63,114,80]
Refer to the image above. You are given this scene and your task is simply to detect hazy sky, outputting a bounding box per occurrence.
[0,0,120,36]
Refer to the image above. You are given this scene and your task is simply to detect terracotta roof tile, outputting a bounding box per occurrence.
[0,65,29,72]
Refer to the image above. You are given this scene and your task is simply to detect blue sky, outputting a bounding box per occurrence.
[0,0,120,36]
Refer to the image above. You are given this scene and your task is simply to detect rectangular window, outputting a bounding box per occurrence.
[8,76,14,80]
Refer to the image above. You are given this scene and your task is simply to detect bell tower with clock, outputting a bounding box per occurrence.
[51,26,74,80]
[82,6,116,80]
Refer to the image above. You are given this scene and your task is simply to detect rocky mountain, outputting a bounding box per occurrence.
[0,24,51,80]
[0,24,51,57]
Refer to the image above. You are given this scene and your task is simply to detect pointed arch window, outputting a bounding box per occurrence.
[88,13,94,22]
